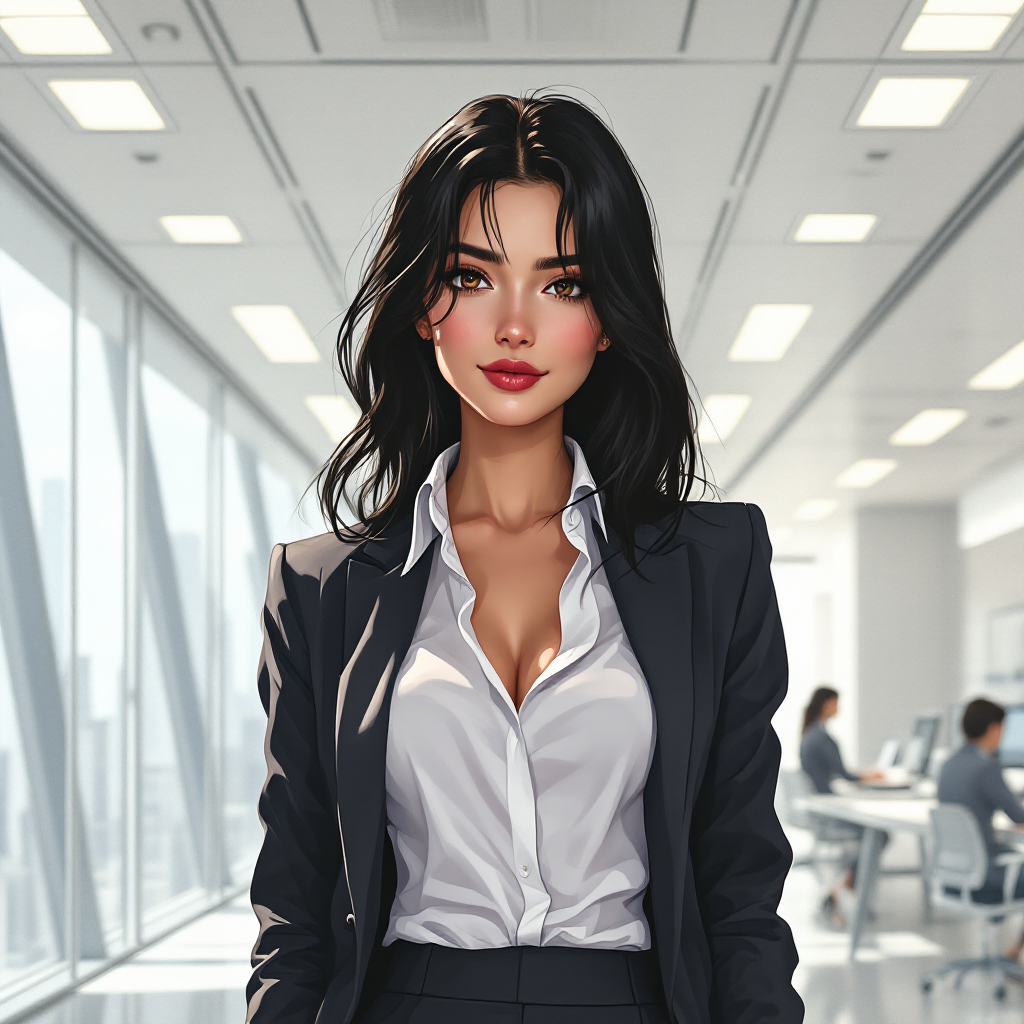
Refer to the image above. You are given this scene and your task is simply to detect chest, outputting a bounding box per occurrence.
[452,515,581,707]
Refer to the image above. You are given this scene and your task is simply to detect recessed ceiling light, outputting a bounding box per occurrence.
[305,396,359,443]
[922,0,1023,14]
[835,458,897,488]
[889,408,967,445]
[160,215,242,244]
[856,77,970,127]
[794,214,877,243]
[48,80,165,130]
[0,13,111,53]
[969,339,1024,389]
[697,394,751,444]
[903,13,1011,50]
[795,499,838,522]
[231,305,320,363]
[729,304,812,361]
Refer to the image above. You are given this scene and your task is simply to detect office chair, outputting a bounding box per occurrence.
[922,804,1024,1000]
[777,769,861,872]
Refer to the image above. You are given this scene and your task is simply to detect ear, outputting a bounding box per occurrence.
[415,317,433,340]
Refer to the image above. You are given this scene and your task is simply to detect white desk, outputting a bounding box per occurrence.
[796,793,933,959]
[796,792,1024,960]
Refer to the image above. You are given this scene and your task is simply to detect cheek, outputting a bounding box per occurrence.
[430,300,489,367]
[548,308,601,372]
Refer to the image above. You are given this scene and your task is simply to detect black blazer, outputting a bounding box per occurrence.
[246,501,802,1024]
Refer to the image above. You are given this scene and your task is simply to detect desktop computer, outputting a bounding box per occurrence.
[999,705,1024,769]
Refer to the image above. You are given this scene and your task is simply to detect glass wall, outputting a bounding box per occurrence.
[0,167,317,1020]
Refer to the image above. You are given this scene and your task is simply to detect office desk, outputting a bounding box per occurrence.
[796,793,1024,960]
[796,793,934,960]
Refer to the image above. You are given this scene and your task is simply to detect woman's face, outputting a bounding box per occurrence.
[822,697,839,721]
[416,182,608,427]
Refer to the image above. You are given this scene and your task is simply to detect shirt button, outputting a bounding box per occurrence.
[520,864,531,877]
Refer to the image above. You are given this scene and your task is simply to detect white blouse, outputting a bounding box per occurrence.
[384,438,656,950]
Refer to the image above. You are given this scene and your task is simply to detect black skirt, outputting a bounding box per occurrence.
[356,940,671,1023]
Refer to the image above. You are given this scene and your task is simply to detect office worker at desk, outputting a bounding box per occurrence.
[800,688,884,795]
[800,687,885,926]
[938,698,1024,960]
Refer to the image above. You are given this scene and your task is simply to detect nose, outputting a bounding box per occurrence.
[494,303,534,351]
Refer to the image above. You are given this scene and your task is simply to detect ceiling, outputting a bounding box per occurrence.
[0,0,1022,540]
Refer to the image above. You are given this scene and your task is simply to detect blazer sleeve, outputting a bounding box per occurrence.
[690,505,803,1023]
[246,544,343,1024]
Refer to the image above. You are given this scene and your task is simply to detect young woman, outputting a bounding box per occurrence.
[247,94,801,1024]
[800,687,884,926]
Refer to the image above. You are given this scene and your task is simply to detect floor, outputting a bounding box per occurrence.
[18,836,1024,1023]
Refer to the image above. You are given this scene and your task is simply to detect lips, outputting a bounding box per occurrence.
[478,359,548,392]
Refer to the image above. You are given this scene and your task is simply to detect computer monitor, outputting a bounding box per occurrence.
[899,714,941,775]
[999,706,1024,768]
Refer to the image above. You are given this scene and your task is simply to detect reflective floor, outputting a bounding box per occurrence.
[22,897,254,1024]
[20,838,1024,1024]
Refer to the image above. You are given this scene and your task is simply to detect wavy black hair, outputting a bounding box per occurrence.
[318,92,702,566]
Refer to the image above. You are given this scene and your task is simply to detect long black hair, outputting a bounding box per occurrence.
[802,687,840,735]
[318,92,702,565]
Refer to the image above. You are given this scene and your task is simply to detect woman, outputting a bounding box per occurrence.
[800,687,884,925]
[247,94,801,1024]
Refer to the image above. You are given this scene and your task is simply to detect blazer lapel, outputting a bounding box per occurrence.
[334,519,433,977]
[599,524,695,998]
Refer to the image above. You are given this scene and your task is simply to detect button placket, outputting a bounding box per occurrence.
[505,728,550,944]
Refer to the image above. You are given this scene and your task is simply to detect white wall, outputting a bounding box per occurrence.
[962,524,1024,706]
[771,517,858,772]
[856,507,961,765]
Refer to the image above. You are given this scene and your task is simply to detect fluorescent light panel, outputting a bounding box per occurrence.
[856,77,970,127]
[835,458,897,489]
[0,13,111,53]
[232,305,319,363]
[795,499,838,522]
[969,339,1024,389]
[923,0,1023,14]
[903,13,1011,50]
[795,214,877,243]
[729,304,812,362]
[48,79,164,130]
[160,215,242,244]
[0,2,88,16]
[305,396,359,444]
[697,394,751,444]
[889,408,967,445]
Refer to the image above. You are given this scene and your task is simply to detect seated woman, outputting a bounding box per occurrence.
[800,687,885,926]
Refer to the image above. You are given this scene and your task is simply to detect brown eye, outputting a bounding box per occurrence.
[545,277,586,300]
[449,268,489,292]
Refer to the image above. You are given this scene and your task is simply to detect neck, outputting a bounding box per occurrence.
[446,401,572,531]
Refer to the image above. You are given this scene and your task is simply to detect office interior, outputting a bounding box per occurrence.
[1,1,1024,1022]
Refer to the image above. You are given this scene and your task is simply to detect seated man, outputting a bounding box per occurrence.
[938,698,1024,954]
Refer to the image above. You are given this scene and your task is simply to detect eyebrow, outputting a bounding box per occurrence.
[450,244,581,272]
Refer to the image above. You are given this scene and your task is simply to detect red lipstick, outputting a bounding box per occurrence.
[478,359,547,392]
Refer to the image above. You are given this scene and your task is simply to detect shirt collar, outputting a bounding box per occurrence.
[401,436,606,576]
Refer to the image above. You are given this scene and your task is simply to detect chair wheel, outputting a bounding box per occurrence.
[995,985,1007,1001]
[921,979,933,993]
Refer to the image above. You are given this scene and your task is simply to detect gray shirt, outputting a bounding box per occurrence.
[938,742,1024,883]
[800,723,858,794]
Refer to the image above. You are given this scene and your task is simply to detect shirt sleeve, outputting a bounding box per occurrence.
[983,756,1024,825]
